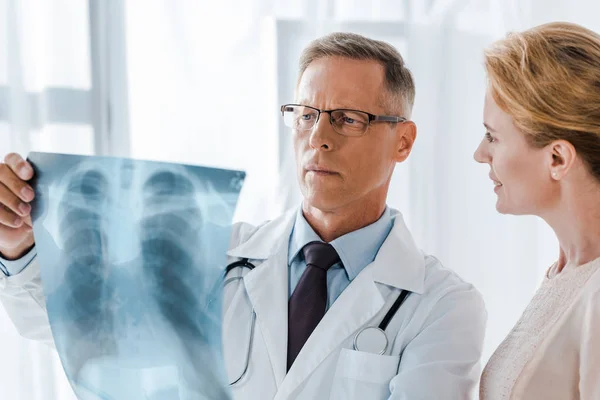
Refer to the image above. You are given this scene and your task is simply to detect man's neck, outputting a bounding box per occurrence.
[302,200,387,243]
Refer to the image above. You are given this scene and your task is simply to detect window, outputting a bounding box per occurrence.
[0,0,129,158]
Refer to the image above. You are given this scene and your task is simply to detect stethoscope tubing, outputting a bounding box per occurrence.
[224,258,410,385]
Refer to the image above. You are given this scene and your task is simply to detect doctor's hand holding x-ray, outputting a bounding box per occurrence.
[0,32,487,399]
[0,154,35,260]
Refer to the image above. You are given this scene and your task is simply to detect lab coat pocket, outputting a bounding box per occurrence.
[329,348,399,400]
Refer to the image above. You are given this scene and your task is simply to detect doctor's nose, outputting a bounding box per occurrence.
[308,114,336,151]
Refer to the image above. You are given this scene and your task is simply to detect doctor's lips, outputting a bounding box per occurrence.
[305,164,339,176]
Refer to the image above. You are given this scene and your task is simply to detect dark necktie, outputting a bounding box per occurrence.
[287,241,340,370]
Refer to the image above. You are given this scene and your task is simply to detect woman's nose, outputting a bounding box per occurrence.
[473,141,490,164]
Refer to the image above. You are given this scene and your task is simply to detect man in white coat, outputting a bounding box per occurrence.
[0,32,486,399]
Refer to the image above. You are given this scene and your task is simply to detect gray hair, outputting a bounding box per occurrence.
[298,32,415,116]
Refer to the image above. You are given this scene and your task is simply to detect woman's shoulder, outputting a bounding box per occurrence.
[578,264,600,308]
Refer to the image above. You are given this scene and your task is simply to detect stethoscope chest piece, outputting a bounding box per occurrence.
[353,326,388,355]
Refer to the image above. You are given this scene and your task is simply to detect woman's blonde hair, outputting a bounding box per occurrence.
[484,22,600,180]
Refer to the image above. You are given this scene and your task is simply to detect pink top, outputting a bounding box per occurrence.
[480,256,600,400]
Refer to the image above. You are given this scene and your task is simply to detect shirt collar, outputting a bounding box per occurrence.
[288,206,393,281]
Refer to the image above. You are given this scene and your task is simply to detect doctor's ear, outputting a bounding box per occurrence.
[394,121,417,163]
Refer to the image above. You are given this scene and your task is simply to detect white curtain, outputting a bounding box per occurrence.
[0,0,91,398]
[2,0,600,398]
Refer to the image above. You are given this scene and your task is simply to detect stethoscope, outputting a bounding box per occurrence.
[224,258,411,386]
[224,258,258,386]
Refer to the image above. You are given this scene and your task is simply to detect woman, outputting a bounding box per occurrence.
[475,22,600,399]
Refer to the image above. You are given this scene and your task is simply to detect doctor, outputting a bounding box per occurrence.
[0,32,486,399]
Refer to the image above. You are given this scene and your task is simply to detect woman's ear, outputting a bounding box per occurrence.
[549,140,576,180]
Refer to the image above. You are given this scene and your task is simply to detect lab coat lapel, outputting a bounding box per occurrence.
[275,266,385,400]
[229,210,297,387]
[275,210,426,399]
[243,247,289,387]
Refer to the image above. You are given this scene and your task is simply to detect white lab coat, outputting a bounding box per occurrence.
[0,208,487,400]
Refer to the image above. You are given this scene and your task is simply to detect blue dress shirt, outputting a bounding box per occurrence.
[287,207,393,310]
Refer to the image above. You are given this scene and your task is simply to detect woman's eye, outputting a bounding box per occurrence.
[485,132,496,143]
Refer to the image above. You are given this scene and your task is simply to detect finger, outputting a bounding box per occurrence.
[0,223,33,250]
[0,164,35,202]
[3,153,34,181]
[2,204,32,227]
[0,205,24,228]
[23,215,32,228]
[0,183,32,217]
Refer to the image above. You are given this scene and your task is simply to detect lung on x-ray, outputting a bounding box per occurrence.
[28,152,245,400]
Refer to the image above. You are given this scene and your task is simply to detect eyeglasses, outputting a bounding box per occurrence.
[280,104,407,137]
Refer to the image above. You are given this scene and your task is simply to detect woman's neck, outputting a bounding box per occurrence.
[545,180,600,272]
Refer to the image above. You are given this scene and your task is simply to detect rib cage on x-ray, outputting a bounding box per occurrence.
[141,170,205,337]
[57,168,117,377]
[140,170,228,397]
[34,155,238,399]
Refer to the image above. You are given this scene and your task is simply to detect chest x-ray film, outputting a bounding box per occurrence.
[28,152,245,400]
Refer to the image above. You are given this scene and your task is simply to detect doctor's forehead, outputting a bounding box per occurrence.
[295,58,386,110]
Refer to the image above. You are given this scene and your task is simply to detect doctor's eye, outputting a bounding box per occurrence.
[484,132,496,143]
[300,113,316,121]
[339,115,356,124]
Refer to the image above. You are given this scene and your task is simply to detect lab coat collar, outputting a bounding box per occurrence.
[227,207,425,294]
[371,210,426,295]
[226,208,297,260]
[287,206,394,282]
